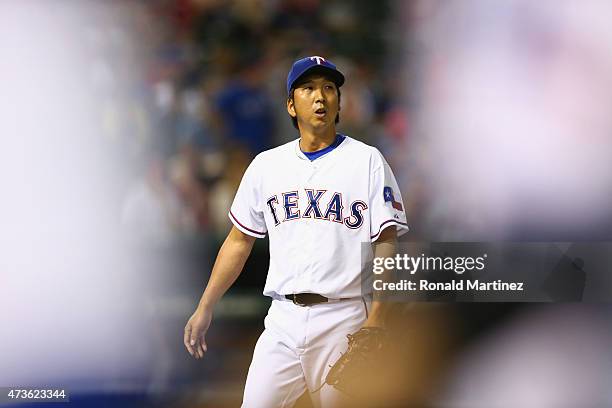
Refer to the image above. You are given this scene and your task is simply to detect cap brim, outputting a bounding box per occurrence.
[291,65,345,90]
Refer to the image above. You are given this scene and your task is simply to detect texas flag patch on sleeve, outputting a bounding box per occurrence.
[383,186,403,211]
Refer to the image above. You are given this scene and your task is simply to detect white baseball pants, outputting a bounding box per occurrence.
[241,298,369,408]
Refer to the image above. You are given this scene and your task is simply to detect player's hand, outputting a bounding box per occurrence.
[184,306,213,359]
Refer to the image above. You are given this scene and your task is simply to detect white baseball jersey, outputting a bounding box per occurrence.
[229,135,408,299]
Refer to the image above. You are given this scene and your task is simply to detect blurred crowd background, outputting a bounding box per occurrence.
[100,0,406,248]
[2,0,612,407]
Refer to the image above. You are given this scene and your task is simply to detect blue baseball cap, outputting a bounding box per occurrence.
[286,56,345,95]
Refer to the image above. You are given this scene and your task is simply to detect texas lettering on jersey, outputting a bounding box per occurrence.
[266,189,368,229]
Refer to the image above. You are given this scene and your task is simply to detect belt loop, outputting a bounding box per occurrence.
[292,294,307,307]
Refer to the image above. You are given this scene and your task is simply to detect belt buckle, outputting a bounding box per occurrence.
[292,294,307,307]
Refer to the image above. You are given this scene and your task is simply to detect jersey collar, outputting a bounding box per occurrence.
[294,134,349,161]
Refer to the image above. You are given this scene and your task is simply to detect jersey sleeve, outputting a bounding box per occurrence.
[369,150,409,241]
[228,156,267,238]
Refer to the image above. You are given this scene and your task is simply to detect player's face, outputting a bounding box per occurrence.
[288,75,339,131]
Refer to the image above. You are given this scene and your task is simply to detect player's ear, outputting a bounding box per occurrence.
[287,97,296,118]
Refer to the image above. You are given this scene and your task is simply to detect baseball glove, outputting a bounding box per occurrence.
[325,327,389,395]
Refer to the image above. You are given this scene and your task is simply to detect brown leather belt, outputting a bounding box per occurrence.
[284,293,353,307]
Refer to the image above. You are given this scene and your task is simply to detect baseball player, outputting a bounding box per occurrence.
[184,56,409,407]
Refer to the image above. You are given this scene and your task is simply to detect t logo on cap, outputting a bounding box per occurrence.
[286,56,345,95]
[310,56,325,65]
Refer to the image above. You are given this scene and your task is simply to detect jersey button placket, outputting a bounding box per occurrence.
[305,168,318,293]
[307,162,317,181]
[298,164,315,292]
[300,208,314,292]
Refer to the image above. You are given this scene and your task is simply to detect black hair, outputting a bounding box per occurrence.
[287,77,341,130]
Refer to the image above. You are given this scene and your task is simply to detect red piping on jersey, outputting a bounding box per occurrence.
[371,219,409,240]
[229,210,266,236]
